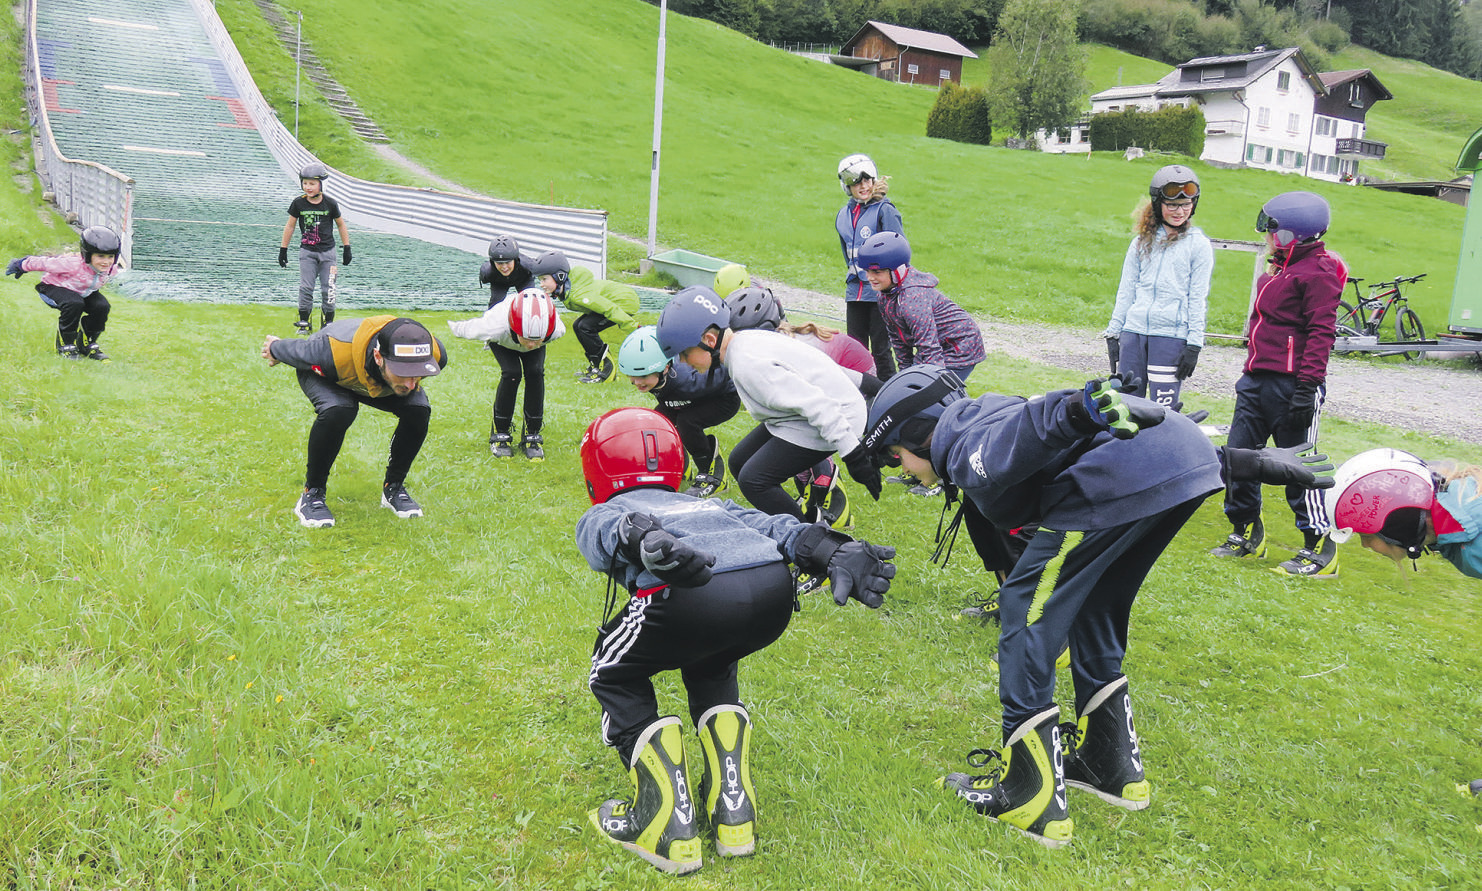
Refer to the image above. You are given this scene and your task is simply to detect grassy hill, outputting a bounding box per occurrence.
[3,3,1482,887]
[218,0,1467,338]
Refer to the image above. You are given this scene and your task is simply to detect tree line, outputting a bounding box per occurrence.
[648,0,1481,80]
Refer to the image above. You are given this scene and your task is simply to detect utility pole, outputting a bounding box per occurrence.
[644,0,667,271]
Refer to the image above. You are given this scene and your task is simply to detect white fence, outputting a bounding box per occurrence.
[186,0,609,276]
[21,0,135,265]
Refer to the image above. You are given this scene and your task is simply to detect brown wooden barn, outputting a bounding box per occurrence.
[834,20,978,86]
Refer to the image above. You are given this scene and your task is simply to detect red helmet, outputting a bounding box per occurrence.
[508,287,557,342]
[1326,449,1436,544]
[580,408,685,504]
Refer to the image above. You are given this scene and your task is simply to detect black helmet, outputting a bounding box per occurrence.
[80,226,121,263]
[299,162,330,181]
[862,364,966,459]
[529,249,571,296]
[724,287,785,331]
[488,235,520,262]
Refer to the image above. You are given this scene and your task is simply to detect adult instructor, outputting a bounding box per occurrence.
[262,315,447,528]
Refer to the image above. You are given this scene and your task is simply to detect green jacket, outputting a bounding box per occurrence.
[564,266,637,326]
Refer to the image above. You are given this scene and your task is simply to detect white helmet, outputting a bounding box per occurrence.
[508,287,558,342]
[838,153,877,193]
[1325,448,1435,545]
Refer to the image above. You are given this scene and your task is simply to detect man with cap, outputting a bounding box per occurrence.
[262,315,448,528]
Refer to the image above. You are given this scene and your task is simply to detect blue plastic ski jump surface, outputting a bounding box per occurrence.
[27,0,609,313]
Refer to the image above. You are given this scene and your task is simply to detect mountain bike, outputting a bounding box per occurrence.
[1335,273,1427,361]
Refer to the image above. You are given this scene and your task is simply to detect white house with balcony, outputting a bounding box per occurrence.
[1078,47,1390,183]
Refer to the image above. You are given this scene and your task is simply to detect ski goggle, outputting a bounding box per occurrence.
[840,169,873,187]
[1156,181,1199,200]
[1255,209,1281,233]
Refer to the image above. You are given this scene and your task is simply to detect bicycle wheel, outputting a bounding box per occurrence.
[1395,307,1425,361]
[1333,301,1362,354]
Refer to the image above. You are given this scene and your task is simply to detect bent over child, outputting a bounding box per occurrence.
[448,287,564,460]
[8,225,122,360]
[576,407,895,874]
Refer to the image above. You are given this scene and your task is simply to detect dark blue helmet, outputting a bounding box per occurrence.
[1256,191,1330,247]
[862,364,966,458]
[857,231,911,272]
[655,286,730,360]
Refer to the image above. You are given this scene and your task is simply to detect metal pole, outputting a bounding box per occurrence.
[294,11,303,139]
[645,0,667,268]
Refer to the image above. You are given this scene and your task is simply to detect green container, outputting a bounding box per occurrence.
[649,249,730,289]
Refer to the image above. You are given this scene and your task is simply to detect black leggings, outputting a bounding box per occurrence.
[38,284,109,342]
[297,370,430,490]
[490,342,545,436]
[728,424,834,519]
[655,390,741,475]
[590,561,794,762]
[846,301,896,381]
[572,312,616,365]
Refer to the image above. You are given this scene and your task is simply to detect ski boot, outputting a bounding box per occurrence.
[697,704,757,857]
[81,337,109,361]
[1210,516,1266,559]
[1061,676,1150,810]
[490,432,515,458]
[684,438,727,497]
[1273,534,1339,579]
[294,317,312,336]
[55,329,83,359]
[939,707,1073,848]
[578,349,615,384]
[521,433,545,461]
[590,716,703,875]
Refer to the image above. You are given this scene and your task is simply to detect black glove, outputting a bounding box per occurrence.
[342,244,353,266]
[478,260,493,285]
[793,524,894,608]
[1175,343,1201,380]
[1105,335,1120,375]
[6,257,26,279]
[1223,442,1335,489]
[1283,380,1319,434]
[841,444,882,501]
[277,247,288,268]
[618,513,715,588]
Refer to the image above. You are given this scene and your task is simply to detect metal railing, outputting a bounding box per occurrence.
[20,0,135,265]
[187,0,609,276]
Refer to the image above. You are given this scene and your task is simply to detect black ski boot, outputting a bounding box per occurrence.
[590,716,703,874]
[1061,676,1150,810]
[940,707,1073,848]
[697,704,756,857]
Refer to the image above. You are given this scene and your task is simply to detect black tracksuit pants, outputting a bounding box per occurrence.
[489,342,545,437]
[297,370,430,490]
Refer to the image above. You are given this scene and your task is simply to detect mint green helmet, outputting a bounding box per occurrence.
[618,325,670,376]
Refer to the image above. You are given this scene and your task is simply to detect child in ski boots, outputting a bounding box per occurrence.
[448,287,564,460]
[9,225,123,360]
[529,249,638,383]
[278,162,351,334]
[618,325,740,496]
[576,407,895,873]
[654,286,881,522]
[479,234,533,303]
[1213,191,1345,578]
[862,366,1334,847]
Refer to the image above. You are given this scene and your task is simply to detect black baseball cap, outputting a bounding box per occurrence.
[377,318,442,378]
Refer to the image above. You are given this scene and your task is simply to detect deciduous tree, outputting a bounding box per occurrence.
[985,0,1086,139]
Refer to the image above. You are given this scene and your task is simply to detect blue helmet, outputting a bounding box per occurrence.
[862,364,966,458]
[857,231,911,288]
[655,286,730,360]
[1256,191,1330,247]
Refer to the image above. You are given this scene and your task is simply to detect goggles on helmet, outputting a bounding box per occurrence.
[840,169,873,188]
[1255,209,1281,233]
[1157,181,1199,200]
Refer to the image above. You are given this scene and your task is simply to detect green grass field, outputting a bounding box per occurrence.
[3,3,1482,887]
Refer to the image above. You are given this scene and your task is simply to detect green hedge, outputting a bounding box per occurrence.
[1088,104,1205,157]
[926,81,993,146]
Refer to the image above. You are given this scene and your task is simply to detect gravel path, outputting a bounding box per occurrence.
[760,278,1482,445]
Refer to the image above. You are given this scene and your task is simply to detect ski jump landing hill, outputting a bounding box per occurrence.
[21,0,609,312]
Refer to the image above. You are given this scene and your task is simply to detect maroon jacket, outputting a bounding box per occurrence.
[1243,240,1344,384]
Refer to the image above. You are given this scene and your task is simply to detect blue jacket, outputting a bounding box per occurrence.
[652,360,735,411]
[930,390,1224,532]
[575,488,808,592]
[836,197,904,302]
[1104,226,1213,348]
[1434,475,1482,580]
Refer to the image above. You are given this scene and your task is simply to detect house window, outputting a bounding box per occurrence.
[1256,107,1270,129]
[1328,156,1339,174]
[1200,67,1225,82]
[1314,117,1333,137]
[1349,83,1364,107]
[1287,113,1301,134]
[1310,154,1326,173]
[1277,71,1291,92]
[1352,122,1362,138]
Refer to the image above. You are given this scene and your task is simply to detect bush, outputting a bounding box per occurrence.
[1088,104,1205,156]
[926,80,993,146]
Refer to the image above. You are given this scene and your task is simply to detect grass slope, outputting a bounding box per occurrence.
[3,2,1482,887]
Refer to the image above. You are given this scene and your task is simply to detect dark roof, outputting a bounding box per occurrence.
[841,20,978,59]
[1319,69,1394,101]
[1091,46,1326,102]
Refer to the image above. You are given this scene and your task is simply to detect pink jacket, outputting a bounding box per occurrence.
[23,254,120,294]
